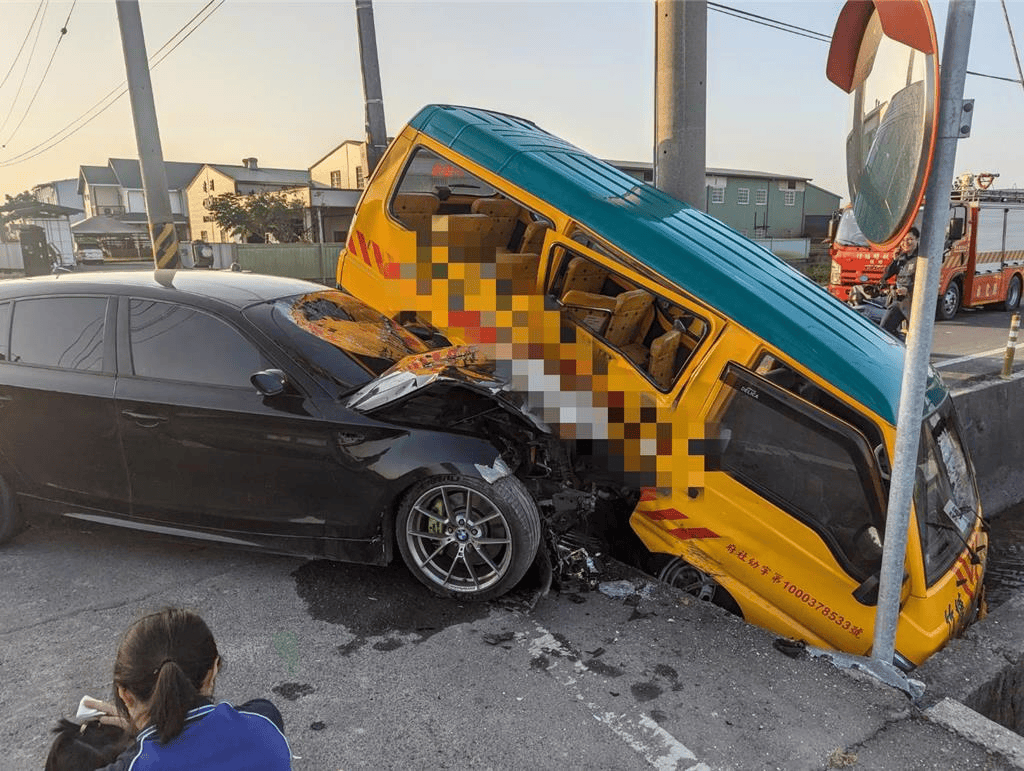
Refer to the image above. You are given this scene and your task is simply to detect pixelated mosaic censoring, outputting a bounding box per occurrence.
[347,211,719,494]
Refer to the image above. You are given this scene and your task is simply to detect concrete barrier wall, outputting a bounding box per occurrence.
[952,372,1024,517]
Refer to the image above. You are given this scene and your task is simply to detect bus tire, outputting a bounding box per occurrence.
[1004,275,1022,312]
[937,280,961,321]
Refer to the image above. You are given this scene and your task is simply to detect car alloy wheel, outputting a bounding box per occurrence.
[396,474,540,600]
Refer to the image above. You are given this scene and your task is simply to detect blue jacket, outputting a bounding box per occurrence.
[98,700,291,771]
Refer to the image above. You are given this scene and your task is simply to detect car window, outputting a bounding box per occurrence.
[129,299,267,387]
[10,296,106,371]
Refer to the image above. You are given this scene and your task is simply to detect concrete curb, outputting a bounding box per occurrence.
[925,698,1024,769]
[916,590,1024,766]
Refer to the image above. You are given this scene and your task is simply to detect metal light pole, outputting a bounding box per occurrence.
[654,0,707,210]
[355,0,388,177]
[115,0,180,269]
[872,0,976,664]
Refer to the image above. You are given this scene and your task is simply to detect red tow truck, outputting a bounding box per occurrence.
[827,173,1024,319]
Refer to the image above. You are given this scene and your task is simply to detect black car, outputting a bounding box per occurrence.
[0,271,558,600]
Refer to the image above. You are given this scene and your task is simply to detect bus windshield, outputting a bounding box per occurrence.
[915,398,980,586]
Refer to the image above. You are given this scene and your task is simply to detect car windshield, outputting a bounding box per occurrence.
[835,209,871,247]
[268,290,430,391]
[915,397,980,585]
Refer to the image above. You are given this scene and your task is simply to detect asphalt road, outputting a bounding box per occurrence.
[929,304,1024,388]
[3,517,1013,770]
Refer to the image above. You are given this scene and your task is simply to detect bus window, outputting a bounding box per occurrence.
[716,364,886,580]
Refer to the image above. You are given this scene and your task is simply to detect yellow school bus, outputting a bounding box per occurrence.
[336,105,985,667]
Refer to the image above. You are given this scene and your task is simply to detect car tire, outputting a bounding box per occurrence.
[1004,275,1022,312]
[0,475,23,545]
[396,474,541,601]
[937,280,961,321]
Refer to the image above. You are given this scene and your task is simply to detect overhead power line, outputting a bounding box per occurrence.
[709,1,1023,86]
[1000,0,1024,97]
[966,69,1022,84]
[0,0,52,139]
[707,2,830,43]
[0,0,225,168]
[1,0,78,149]
[0,0,48,93]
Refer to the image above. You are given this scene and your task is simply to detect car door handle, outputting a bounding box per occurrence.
[121,409,168,427]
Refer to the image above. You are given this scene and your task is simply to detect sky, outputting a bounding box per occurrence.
[0,0,1022,205]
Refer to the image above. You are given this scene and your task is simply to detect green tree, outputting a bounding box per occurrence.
[207,191,305,243]
[4,190,38,205]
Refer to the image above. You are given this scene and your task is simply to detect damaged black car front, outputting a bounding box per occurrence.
[261,290,619,601]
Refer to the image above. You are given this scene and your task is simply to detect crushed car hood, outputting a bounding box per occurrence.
[345,345,550,433]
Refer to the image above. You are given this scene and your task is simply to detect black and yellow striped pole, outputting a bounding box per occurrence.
[150,221,180,270]
[116,0,181,270]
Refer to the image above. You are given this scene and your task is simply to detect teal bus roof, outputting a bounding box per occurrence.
[408,104,916,423]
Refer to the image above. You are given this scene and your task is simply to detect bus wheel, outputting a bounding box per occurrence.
[937,280,961,321]
[1004,275,1022,312]
[652,555,742,616]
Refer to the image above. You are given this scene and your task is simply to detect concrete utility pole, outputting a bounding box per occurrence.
[115,0,180,269]
[872,0,976,665]
[355,0,388,177]
[654,0,707,210]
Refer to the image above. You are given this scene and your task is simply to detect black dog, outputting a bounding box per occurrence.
[45,718,132,771]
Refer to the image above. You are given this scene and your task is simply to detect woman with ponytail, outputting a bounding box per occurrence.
[83,608,291,770]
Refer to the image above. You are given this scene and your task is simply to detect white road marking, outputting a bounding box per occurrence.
[526,624,708,771]
[933,343,1024,368]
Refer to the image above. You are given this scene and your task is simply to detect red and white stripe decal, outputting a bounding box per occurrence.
[637,492,719,540]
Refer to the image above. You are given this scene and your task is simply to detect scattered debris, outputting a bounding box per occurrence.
[827,748,858,768]
[483,631,515,646]
[272,682,315,701]
[773,638,808,660]
[598,580,637,599]
[554,540,603,592]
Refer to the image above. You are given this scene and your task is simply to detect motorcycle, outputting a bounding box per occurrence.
[846,282,907,340]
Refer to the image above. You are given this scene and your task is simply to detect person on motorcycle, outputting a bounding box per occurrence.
[878,226,919,336]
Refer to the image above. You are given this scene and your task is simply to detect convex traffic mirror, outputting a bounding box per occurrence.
[827,0,939,249]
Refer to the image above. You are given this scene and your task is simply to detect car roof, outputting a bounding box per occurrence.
[0,270,323,309]
[407,104,911,424]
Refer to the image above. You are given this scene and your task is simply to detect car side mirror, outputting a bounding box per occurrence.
[947,217,964,242]
[251,369,288,397]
